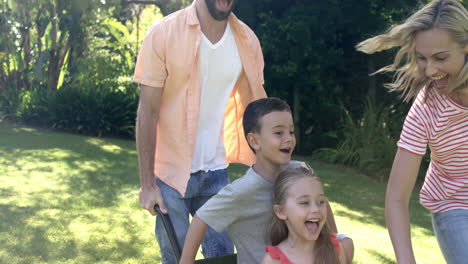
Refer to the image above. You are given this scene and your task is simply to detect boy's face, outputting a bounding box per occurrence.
[250,111,295,166]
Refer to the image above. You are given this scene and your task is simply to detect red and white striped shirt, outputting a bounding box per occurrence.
[398,87,468,213]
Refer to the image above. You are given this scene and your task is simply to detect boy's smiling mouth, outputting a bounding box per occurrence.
[280,148,292,154]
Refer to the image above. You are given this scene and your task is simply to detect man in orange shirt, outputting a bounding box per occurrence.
[133,0,266,263]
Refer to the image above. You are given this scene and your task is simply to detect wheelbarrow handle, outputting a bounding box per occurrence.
[154,204,182,263]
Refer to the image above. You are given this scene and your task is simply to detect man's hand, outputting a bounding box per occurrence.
[139,184,167,215]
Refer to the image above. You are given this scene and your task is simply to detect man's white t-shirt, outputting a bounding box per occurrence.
[191,22,242,173]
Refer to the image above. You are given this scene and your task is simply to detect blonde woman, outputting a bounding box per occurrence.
[357,0,468,263]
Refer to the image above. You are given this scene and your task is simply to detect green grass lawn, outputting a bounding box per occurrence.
[0,119,444,264]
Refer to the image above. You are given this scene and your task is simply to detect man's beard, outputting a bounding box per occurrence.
[205,0,235,21]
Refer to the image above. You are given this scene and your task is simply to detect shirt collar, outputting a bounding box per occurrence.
[186,0,199,25]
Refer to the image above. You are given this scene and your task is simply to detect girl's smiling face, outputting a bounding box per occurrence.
[414,28,468,97]
[275,177,328,242]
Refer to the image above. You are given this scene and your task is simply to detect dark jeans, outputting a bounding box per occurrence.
[155,169,234,264]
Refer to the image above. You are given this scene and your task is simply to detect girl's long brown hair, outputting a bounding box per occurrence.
[270,165,340,264]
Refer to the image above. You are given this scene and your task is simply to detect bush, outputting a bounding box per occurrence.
[19,88,55,125]
[0,88,23,119]
[49,85,139,137]
[314,98,398,180]
[0,84,139,138]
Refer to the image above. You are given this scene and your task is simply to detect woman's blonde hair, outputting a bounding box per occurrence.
[356,0,468,102]
[269,165,340,264]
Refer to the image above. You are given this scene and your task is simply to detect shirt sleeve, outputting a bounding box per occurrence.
[330,233,341,256]
[133,23,167,88]
[196,180,246,232]
[397,91,429,156]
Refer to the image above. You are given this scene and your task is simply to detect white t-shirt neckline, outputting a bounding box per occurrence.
[201,23,231,49]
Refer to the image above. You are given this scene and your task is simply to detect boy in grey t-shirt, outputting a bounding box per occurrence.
[180,97,296,264]
[197,165,275,264]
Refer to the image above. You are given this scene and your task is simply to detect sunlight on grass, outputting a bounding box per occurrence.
[86,138,134,154]
[331,203,444,264]
[0,121,159,264]
[0,121,445,264]
[309,160,445,264]
[12,127,38,133]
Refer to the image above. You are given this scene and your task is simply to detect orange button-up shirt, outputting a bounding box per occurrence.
[133,1,266,195]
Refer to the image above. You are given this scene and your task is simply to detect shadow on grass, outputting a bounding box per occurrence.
[0,120,161,263]
[0,200,159,263]
[0,203,78,262]
[0,120,139,208]
[367,249,396,264]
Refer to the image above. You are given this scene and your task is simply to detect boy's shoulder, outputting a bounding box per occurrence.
[223,161,308,196]
[223,167,272,197]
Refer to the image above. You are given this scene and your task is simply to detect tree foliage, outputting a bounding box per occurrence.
[234,0,423,153]
[2,0,463,177]
[0,0,132,91]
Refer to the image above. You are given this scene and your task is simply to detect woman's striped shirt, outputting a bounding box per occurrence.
[397,87,468,213]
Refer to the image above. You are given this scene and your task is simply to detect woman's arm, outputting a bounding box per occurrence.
[385,148,423,264]
[180,216,209,264]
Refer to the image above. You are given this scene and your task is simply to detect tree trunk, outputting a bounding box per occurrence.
[22,29,31,90]
[66,4,89,85]
[47,2,59,90]
[0,11,11,79]
[0,61,5,90]
[33,13,46,88]
[57,40,70,75]
[293,85,301,153]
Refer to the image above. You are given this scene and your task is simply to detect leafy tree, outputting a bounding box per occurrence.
[125,0,190,16]
[0,0,125,90]
[235,0,420,153]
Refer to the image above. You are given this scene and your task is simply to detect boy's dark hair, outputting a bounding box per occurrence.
[242,97,292,151]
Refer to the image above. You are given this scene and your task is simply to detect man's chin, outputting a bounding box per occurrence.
[211,11,231,21]
[206,0,234,21]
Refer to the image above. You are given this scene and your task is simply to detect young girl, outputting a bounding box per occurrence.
[356,0,468,263]
[261,165,351,264]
